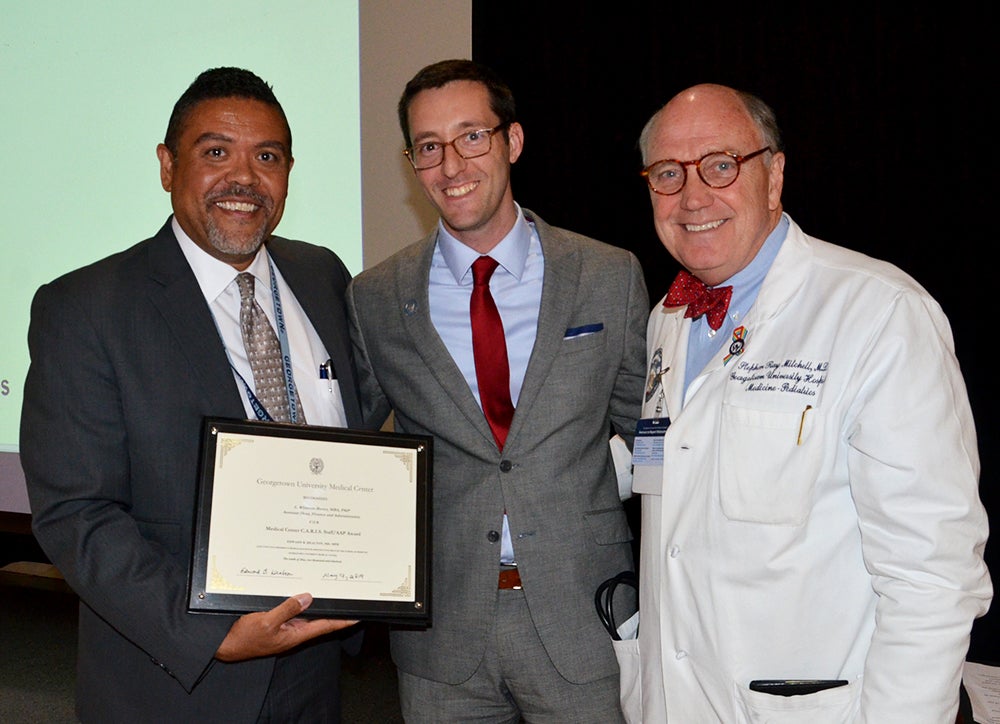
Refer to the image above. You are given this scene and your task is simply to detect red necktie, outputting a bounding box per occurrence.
[471,256,515,450]
[663,269,733,331]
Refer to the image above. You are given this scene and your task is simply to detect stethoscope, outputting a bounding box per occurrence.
[595,569,638,641]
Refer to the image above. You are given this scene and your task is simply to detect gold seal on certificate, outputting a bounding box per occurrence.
[188,418,431,623]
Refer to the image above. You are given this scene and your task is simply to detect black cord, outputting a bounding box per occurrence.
[594,570,638,641]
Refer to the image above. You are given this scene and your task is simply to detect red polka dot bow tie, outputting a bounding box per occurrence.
[663,269,733,331]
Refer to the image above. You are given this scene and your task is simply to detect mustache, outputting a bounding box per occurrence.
[207,185,268,206]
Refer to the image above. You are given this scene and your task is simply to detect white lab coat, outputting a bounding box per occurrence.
[629,215,991,723]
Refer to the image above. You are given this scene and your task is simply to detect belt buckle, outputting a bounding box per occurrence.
[498,567,522,590]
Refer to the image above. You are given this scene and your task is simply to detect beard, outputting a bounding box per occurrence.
[205,217,270,258]
[204,185,273,257]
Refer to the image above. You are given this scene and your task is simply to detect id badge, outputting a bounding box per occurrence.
[633,418,669,466]
[632,418,668,494]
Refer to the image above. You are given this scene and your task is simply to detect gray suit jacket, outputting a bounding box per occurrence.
[19,218,362,722]
[346,210,648,684]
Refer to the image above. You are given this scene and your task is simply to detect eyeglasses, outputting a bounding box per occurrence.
[640,147,772,196]
[404,124,508,170]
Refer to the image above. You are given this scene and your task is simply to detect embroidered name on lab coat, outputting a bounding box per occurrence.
[729,358,828,397]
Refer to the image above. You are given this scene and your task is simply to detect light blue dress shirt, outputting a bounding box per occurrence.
[683,214,789,396]
[429,204,544,406]
[428,204,544,564]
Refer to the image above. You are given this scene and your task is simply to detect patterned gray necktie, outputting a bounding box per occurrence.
[235,272,304,423]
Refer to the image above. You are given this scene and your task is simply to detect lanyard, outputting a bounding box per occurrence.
[228,256,303,423]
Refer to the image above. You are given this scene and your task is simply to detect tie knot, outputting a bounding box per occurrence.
[236,272,255,300]
[472,256,500,287]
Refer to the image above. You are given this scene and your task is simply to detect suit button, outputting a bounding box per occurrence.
[499,460,513,472]
[487,530,500,543]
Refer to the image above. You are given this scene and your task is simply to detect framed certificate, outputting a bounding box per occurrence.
[188,417,431,624]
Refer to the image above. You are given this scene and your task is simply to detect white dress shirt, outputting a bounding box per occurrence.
[173,217,347,427]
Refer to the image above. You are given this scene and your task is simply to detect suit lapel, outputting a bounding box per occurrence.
[269,241,362,427]
[143,222,245,417]
[395,234,499,448]
[509,221,580,446]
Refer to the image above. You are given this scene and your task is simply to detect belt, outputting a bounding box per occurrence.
[498,566,522,590]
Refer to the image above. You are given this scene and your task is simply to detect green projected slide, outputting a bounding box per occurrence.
[0,2,362,452]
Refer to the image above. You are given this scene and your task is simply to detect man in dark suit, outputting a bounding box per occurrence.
[19,67,360,722]
[347,59,648,722]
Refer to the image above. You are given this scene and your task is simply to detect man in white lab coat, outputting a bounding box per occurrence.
[626,83,992,723]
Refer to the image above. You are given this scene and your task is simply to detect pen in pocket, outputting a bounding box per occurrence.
[796,404,812,445]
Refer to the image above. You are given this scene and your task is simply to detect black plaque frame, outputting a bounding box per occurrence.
[188,417,431,624]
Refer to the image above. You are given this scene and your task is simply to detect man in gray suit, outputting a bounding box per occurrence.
[20,67,359,722]
[347,59,648,722]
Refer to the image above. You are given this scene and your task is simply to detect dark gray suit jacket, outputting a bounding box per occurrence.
[19,218,362,722]
[346,210,648,685]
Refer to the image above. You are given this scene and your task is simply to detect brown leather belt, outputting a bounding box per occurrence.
[498,567,522,590]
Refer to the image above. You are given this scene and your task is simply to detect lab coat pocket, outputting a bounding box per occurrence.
[734,677,860,723]
[613,636,642,724]
[719,402,821,525]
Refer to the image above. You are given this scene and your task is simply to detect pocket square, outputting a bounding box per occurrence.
[564,323,604,339]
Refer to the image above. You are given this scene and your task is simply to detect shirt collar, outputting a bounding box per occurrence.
[718,213,789,321]
[436,203,532,284]
[172,216,270,302]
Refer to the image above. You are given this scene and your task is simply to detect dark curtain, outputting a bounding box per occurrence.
[473,1,994,662]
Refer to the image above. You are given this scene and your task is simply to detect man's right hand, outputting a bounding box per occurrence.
[214,592,358,662]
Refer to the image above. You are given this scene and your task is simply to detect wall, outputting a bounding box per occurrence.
[360,0,471,268]
[1,0,471,516]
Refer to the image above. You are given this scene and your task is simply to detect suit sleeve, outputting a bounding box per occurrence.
[345,277,393,430]
[19,280,231,692]
[608,252,650,448]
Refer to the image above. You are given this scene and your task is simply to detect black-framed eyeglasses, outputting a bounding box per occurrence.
[640,146,772,196]
[403,124,508,170]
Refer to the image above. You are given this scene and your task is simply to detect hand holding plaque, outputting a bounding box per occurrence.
[215,592,359,662]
